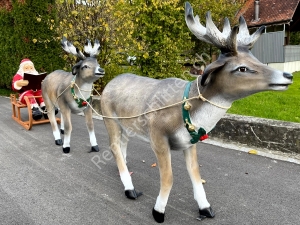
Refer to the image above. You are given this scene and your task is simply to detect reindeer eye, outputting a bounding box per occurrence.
[81,65,89,69]
[238,67,248,72]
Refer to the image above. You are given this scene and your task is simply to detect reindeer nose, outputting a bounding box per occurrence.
[283,72,293,81]
[97,67,105,75]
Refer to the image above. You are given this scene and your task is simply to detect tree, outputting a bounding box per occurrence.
[54,0,245,89]
[290,31,300,45]
[0,0,65,89]
[187,0,245,63]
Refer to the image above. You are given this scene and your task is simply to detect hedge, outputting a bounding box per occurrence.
[0,0,65,89]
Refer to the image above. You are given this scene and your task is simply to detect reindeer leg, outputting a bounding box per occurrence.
[105,120,141,199]
[83,107,99,152]
[60,116,64,134]
[184,145,215,220]
[151,137,173,223]
[43,94,63,146]
[120,133,129,164]
[60,107,72,153]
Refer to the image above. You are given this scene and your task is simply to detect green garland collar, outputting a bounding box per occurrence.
[70,77,92,108]
[182,82,209,144]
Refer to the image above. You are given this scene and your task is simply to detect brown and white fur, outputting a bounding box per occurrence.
[42,38,105,153]
[100,2,293,223]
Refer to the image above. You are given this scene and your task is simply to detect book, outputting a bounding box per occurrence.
[23,72,47,91]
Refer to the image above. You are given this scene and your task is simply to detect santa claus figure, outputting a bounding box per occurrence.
[12,58,45,120]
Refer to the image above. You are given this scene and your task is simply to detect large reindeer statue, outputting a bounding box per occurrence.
[42,37,105,154]
[101,2,293,223]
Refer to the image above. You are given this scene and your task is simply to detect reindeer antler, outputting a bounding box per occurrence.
[61,37,86,60]
[84,39,101,57]
[185,2,265,53]
[237,16,265,49]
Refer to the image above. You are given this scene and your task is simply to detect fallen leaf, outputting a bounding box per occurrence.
[201,179,206,184]
[248,149,258,155]
[151,163,157,167]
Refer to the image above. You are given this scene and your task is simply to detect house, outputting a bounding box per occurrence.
[237,0,300,73]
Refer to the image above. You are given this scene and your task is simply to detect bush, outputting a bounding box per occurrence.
[0,0,65,89]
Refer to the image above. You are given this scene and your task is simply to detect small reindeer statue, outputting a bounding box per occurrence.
[100,2,293,223]
[42,37,105,154]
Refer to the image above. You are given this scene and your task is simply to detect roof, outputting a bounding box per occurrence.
[237,0,300,28]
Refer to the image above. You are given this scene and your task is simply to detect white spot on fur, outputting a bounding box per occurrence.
[53,130,61,140]
[154,194,168,213]
[120,171,134,190]
[63,135,71,148]
[89,131,97,146]
[193,183,210,209]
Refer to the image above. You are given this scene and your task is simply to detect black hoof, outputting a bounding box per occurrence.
[152,208,165,223]
[60,129,64,134]
[125,189,143,200]
[55,139,63,146]
[197,207,215,221]
[90,145,100,152]
[63,147,70,154]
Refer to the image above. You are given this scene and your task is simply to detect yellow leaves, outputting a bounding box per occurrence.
[143,52,149,59]
[154,52,159,57]
[69,24,73,29]
[36,18,41,22]
[71,10,78,16]
[73,41,80,46]
[137,43,143,51]
[63,54,69,60]
[86,16,90,20]
[32,39,37,44]
[248,149,258,155]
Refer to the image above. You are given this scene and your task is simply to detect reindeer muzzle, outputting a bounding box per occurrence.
[95,67,105,77]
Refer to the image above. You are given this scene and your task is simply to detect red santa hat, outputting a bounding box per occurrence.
[20,58,34,67]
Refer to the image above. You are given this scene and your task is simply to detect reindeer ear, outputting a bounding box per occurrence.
[201,60,226,86]
[71,61,82,75]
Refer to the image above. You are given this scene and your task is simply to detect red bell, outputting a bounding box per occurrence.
[82,101,87,106]
[200,134,209,141]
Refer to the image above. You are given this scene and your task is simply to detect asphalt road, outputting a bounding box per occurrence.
[1,96,300,225]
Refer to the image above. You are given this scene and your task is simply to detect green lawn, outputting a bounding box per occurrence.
[228,71,300,123]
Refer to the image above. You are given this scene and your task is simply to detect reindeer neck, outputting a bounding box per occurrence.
[187,78,232,133]
[71,75,94,107]
[74,75,94,91]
